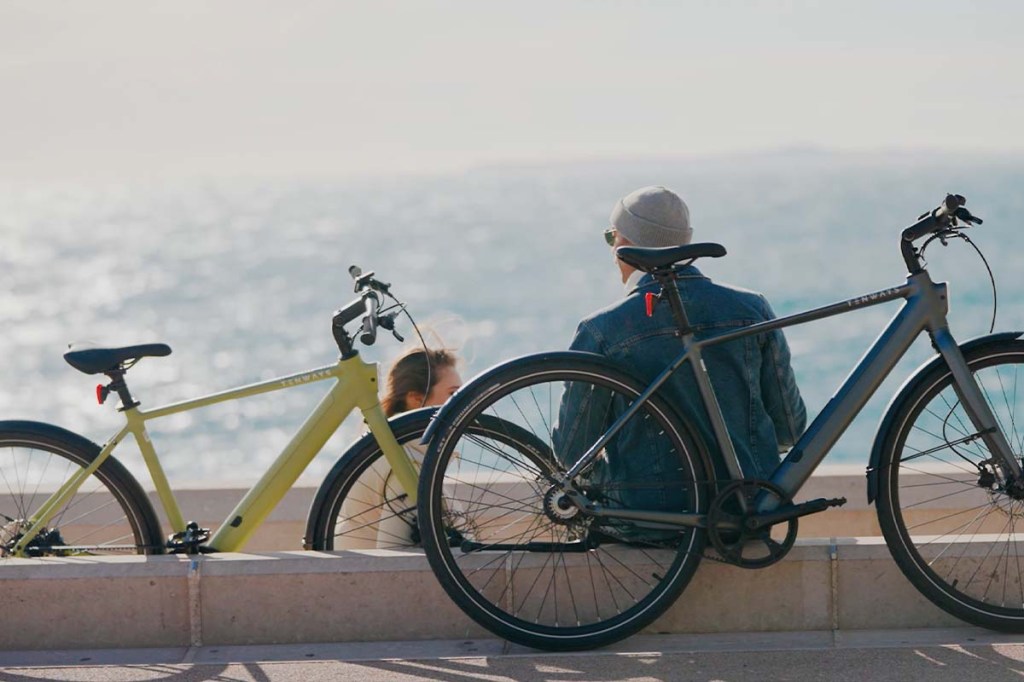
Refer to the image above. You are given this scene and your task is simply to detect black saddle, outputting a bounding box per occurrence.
[64,343,172,375]
[616,242,727,273]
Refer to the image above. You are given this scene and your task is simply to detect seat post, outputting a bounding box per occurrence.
[654,270,693,336]
[104,368,140,410]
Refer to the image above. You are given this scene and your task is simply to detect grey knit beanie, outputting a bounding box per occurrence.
[609,186,692,247]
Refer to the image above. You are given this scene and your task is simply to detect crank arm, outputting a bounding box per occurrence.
[746,497,847,530]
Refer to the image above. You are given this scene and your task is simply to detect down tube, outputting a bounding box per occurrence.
[770,298,929,500]
[206,379,358,552]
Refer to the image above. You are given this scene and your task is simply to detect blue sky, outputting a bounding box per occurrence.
[3,1,1023,180]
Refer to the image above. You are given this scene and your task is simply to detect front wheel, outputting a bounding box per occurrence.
[305,408,555,551]
[418,354,709,651]
[305,409,434,550]
[0,421,163,556]
[877,339,1024,630]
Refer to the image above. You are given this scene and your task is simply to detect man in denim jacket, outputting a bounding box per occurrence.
[566,186,806,490]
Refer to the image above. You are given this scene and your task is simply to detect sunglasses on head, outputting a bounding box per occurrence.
[603,228,617,246]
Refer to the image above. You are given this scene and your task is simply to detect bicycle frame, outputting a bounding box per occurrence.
[567,268,1023,528]
[10,353,419,555]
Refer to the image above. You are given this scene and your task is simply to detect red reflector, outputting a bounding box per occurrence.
[96,384,105,405]
[645,292,657,317]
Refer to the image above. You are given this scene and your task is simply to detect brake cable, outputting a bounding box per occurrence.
[919,229,998,334]
[381,289,435,410]
[960,232,998,335]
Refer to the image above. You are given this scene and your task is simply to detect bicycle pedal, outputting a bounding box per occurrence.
[800,496,847,513]
[166,522,211,554]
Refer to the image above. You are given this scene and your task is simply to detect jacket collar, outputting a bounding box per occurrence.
[623,269,645,294]
[626,264,705,296]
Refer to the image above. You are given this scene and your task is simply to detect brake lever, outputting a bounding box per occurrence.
[953,206,983,226]
[378,312,405,342]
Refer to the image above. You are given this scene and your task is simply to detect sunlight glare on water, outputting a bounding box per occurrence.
[2,154,1023,486]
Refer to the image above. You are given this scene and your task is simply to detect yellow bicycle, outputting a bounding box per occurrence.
[0,267,535,556]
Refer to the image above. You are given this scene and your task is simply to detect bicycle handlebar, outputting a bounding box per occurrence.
[331,265,401,356]
[900,194,983,274]
[901,194,968,243]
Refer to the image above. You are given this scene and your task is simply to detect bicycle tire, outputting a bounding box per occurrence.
[418,353,709,651]
[876,338,1024,630]
[0,420,163,556]
[306,408,554,551]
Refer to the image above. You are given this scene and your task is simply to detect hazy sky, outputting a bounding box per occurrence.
[3,1,1023,180]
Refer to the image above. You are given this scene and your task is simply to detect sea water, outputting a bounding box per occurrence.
[2,152,1023,487]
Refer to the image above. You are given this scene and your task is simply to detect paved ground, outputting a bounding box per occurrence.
[2,629,1024,681]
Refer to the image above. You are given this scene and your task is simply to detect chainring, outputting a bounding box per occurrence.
[707,479,797,569]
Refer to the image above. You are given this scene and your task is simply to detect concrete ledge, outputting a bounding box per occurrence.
[0,555,193,650]
[0,537,970,651]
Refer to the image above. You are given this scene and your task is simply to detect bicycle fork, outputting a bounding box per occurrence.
[932,326,1024,485]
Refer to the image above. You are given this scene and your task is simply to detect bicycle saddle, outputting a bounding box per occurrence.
[616,242,727,272]
[64,343,172,375]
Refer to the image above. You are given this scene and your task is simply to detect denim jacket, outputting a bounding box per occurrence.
[566,265,807,481]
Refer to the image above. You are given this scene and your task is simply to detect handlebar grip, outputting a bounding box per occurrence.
[359,294,380,345]
[936,193,966,218]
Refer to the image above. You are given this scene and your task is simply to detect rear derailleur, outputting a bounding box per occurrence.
[1,516,70,557]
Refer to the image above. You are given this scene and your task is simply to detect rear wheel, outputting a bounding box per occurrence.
[877,340,1024,630]
[418,354,708,650]
[0,421,162,556]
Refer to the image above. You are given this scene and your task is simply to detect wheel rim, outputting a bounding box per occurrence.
[425,367,705,643]
[0,439,151,556]
[888,350,1024,617]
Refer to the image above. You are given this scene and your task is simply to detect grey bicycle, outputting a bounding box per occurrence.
[416,194,1024,650]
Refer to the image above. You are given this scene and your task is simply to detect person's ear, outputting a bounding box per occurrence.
[406,390,427,408]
